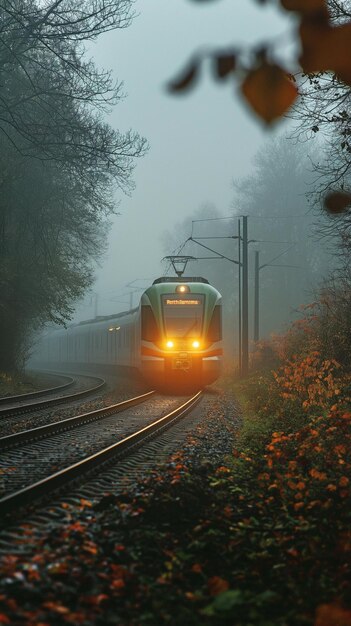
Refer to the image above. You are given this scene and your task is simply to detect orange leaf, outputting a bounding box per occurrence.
[80,498,92,508]
[191,563,203,573]
[110,578,125,590]
[280,0,327,13]
[324,191,351,214]
[336,68,351,88]
[287,547,299,557]
[241,62,298,124]
[310,469,327,481]
[315,603,351,626]
[214,53,236,79]
[216,466,231,473]
[82,542,98,555]
[294,502,304,511]
[328,24,351,80]
[168,59,200,93]
[185,591,197,601]
[68,522,85,532]
[42,602,70,614]
[208,576,230,596]
[300,21,351,79]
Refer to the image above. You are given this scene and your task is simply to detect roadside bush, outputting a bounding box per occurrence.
[273,351,349,414]
[260,406,351,513]
[275,277,351,372]
[313,279,351,370]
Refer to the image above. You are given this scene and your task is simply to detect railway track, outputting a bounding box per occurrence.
[0,372,106,420]
[0,372,75,405]
[0,390,202,518]
[0,390,155,451]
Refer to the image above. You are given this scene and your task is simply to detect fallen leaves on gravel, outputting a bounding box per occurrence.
[0,393,349,625]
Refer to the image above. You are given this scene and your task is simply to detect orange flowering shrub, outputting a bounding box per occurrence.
[277,304,320,361]
[273,351,349,413]
[234,289,351,623]
[250,345,351,512]
[260,407,351,514]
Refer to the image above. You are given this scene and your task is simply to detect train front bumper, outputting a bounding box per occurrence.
[140,353,222,387]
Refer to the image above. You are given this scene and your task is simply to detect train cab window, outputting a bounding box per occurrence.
[208,305,222,342]
[141,305,159,342]
[161,294,204,338]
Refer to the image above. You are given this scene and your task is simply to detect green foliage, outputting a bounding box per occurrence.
[267,276,351,374]
[231,374,281,452]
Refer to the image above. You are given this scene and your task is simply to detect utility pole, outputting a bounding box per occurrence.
[238,218,242,375]
[254,251,259,342]
[188,218,247,377]
[242,216,249,376]
[253,245,300,343]
[186,231,241,369]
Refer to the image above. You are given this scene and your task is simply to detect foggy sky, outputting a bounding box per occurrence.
[73,0,295,321]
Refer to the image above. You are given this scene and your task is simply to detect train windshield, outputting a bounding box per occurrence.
[161,294,204,338]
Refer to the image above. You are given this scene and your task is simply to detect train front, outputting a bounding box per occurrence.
[139,277,222,389]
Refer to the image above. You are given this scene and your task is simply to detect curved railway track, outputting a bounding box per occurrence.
[0,372,106,419]
[0,391,202,518]
[0,372,75,405]
[0,390,155,451]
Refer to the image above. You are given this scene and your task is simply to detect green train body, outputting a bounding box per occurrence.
[140,277,222,388]
[34,277,223,390]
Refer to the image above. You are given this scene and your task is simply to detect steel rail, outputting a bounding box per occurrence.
[0,374,75,406]
[0,391,202,517]
[0,376,106,418]
[0,390,156,451]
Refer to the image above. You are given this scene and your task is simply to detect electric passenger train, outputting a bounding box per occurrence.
[35,277,222,389]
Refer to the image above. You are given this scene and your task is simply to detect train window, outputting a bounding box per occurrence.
[161,294,204,338]
[141,306,159,342]
[207,305,222,342]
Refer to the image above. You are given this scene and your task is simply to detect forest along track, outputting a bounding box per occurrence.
[0,373,106,427]
[0,391,202,517]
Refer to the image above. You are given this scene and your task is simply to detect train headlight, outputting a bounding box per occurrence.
[192,340,200,349]
[176,285,190,293]
[166,340,174,349]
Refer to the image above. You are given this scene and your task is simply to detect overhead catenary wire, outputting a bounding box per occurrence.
[188,237,240,265]
[259,244,295,269]
[242,213,309,219]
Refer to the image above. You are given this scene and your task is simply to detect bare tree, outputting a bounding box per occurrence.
[0,0,147,371]
[232,135,337,337]
[291,1,351,240]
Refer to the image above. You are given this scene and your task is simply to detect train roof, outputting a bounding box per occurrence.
[49,278,213,331]
[152,276,209,285]
[77,307,139,326]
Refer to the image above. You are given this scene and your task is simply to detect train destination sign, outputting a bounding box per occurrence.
[166,299,201,305]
